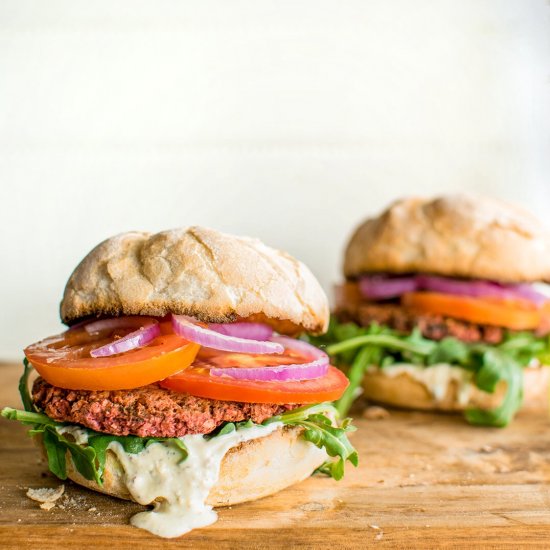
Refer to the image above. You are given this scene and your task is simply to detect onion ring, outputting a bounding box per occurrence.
[209,336,329,381]
[172,315,283,355]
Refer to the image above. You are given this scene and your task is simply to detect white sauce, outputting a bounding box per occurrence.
[107,422,282,538]
[56,425,89,445]
[370,363,474,405]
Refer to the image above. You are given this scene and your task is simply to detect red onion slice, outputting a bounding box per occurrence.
[210,336,329,381]
[208,322,273,341]
[358,275,418,300]
[172,315,284,355]
[358,274,548,306]
[509,283,549,307]
[415,275,508,299]
[66,318,95,332]
[84,316,158,334]
[90,320,161,357]
[416,275,548,306]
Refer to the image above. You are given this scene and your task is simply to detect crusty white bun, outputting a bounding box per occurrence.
[61,226,329,334]
[362,365,550,413]
[39,426,327,506]
[344,194,550,283]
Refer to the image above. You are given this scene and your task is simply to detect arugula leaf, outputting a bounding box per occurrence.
[216,423,237,436]
[61,430,100,482]
[1,405,188,485]
[87,434,142,477]
[3,404,356,483]
[335,346,375,418]
[427,337,469,366]
[315,316,549,426]
[465,347,524,427]
[42,427,69,479]
[316,324,437,417]
[19,358,34,413]
[472,348,504,393]
[326,332,436,358]
[267,403,358,480]
[206,419,256,439]
[2,407,55,426]
[3,407,101,483]
[212,408,358,481]
[87,433,188,476]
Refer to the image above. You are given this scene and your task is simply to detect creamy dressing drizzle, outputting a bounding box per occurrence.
[370,363,474,405]
[56,425,89,444]
[107,422,282,538]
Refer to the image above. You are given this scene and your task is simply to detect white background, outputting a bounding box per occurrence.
[1,1,549,359]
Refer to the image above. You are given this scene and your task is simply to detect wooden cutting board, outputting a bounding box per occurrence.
[1,361,550,549]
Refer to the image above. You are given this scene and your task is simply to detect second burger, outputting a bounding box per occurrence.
[317,194,550,426]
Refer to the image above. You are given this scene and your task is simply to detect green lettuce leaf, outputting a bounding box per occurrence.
[19,358,35,413]
[464,347,524,427]
[266,403,358,480]
[1,406,188,484]
[309,317,548,426]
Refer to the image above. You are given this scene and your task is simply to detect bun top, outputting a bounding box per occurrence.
[344,194,550,283]
[61,226,329,334]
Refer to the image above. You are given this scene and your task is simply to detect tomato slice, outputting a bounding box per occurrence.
[25,320,200,391]
[401,291,542,330]
[160,347,349,403]
[194,346,310,368]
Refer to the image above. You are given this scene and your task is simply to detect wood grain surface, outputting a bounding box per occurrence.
[1,362,550,549]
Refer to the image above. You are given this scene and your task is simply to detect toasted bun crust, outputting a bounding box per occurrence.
[362,365,550,413]
[41,426,327,507]
[61,226,328,334]
[344,194,550,282]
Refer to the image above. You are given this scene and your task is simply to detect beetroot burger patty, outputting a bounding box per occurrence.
[337,302,508,344]
[32,377,300,438]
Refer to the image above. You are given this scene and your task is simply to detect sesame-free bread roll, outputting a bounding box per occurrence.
[344,194,550,283]
[61,226,329,334]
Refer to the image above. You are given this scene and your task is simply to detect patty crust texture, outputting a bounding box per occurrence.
[336,302,507,344]
[32,377,299,438]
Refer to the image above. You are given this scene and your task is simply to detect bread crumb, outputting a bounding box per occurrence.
[363,406,390,420]
[88,507,97,513]
[40,501,56,511]
[480,445,494,453]
[370,524,384,541]
[299,501,326,512]
[27,485,65,504]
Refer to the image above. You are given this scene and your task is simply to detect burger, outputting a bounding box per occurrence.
[1,226,356,538]
[314,194,550,426]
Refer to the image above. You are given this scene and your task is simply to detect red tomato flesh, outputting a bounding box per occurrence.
[25,319,199,391]
[160,347,349,403]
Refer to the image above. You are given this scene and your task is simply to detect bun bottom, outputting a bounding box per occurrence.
[43,426,327,507]
[362,366,550,413]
